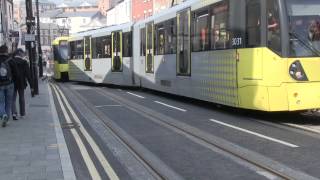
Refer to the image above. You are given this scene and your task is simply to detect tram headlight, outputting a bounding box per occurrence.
[289,61,308,81]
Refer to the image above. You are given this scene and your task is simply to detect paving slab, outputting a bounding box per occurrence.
[0,81,76,180]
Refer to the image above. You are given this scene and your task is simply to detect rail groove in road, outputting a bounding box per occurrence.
[60,83,181,180]
[92,86,318,180]
[251,113,320,140]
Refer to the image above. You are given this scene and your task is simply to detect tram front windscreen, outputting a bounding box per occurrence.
[285,0,320,57]
[53,40,68,64]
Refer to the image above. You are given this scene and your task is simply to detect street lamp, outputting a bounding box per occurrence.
[36,0,43,78]
[25,0,38,96]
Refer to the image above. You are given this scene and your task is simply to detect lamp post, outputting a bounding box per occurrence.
[36,0,43,78]
[25,0,38,96]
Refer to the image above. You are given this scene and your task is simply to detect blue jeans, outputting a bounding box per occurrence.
[0,83,14,121]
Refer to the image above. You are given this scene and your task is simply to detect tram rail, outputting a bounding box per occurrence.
[55,82,319,180]
[53,82,182,180]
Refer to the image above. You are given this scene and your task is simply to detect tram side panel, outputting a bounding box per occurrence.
[139,54,179,95]
[138,50,238,107]
[69,59,95,83]
[91,58,109,84]
[98,57,135,86]
[133,24,143,87]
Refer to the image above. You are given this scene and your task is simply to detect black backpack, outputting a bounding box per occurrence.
[0,58,12,85]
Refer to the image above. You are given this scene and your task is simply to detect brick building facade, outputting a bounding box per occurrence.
[132,0,153,22]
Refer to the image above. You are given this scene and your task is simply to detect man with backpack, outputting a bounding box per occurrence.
[0,45,18,127]
[12,49,33,120]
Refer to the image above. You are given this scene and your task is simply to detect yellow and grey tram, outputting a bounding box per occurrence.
[68,23,135,86]
[52,37,69,81]
[67,0,320,112]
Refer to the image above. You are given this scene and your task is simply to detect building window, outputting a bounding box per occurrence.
[44,37,47,45]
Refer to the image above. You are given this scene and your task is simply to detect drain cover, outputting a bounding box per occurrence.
[61,122,80,129]
[30,104,49,108]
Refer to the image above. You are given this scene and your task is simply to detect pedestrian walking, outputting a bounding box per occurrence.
[12,49,33,120]
[0,45,18,127]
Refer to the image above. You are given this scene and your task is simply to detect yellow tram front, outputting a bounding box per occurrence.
[52,37,69,81]
[236,0,320,111]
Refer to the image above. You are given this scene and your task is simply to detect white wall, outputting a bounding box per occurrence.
[107,0,131,26]
[106,7,115,26]
[66,17,92,34]
[0,0,14,51]
[40,17,52,24]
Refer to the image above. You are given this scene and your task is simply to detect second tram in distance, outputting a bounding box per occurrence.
[64,0,320,112]
[52,37,69,81]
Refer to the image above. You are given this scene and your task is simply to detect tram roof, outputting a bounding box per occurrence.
[52,36,69,45]
[134,0,222,28]
[69,22,133,40]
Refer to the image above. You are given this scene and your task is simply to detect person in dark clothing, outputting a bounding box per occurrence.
[0,45,19,127]
[12,49,33,120]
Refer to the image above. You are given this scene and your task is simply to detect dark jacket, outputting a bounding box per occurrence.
[0,54,19,86]
[12,56,33,90]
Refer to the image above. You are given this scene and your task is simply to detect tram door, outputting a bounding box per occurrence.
[84,36,92,71]
[177,9,191,76]
[112,31,122,72]
[146,22,154,73]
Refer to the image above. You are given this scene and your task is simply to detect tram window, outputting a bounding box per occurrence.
[91,38,97,59]
[146,23,154,73]
[155,23,165,55]
[123,32,132,57]
[95,37,103,58]
[103,36,112,58]
[69,41,76,59]
[76,40,83,59]
[177,9,191,75]
[95,36,111,58]
[112,32,122,71]
[193,9,209,52]
[165,19,177,54]
[267,0,281,54]
[140,28,146,56]
[246,0,261,47]
[84,37,90,54]
[210,1,230,50]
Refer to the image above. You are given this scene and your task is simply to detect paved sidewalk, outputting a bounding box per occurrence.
[0,81,76,180]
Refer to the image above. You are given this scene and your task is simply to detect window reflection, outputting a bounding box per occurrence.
[286,0,320,57]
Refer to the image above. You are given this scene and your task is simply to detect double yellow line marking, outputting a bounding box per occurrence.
[50,84,119,180]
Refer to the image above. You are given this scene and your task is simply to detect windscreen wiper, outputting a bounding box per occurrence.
[289,31,320,56]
